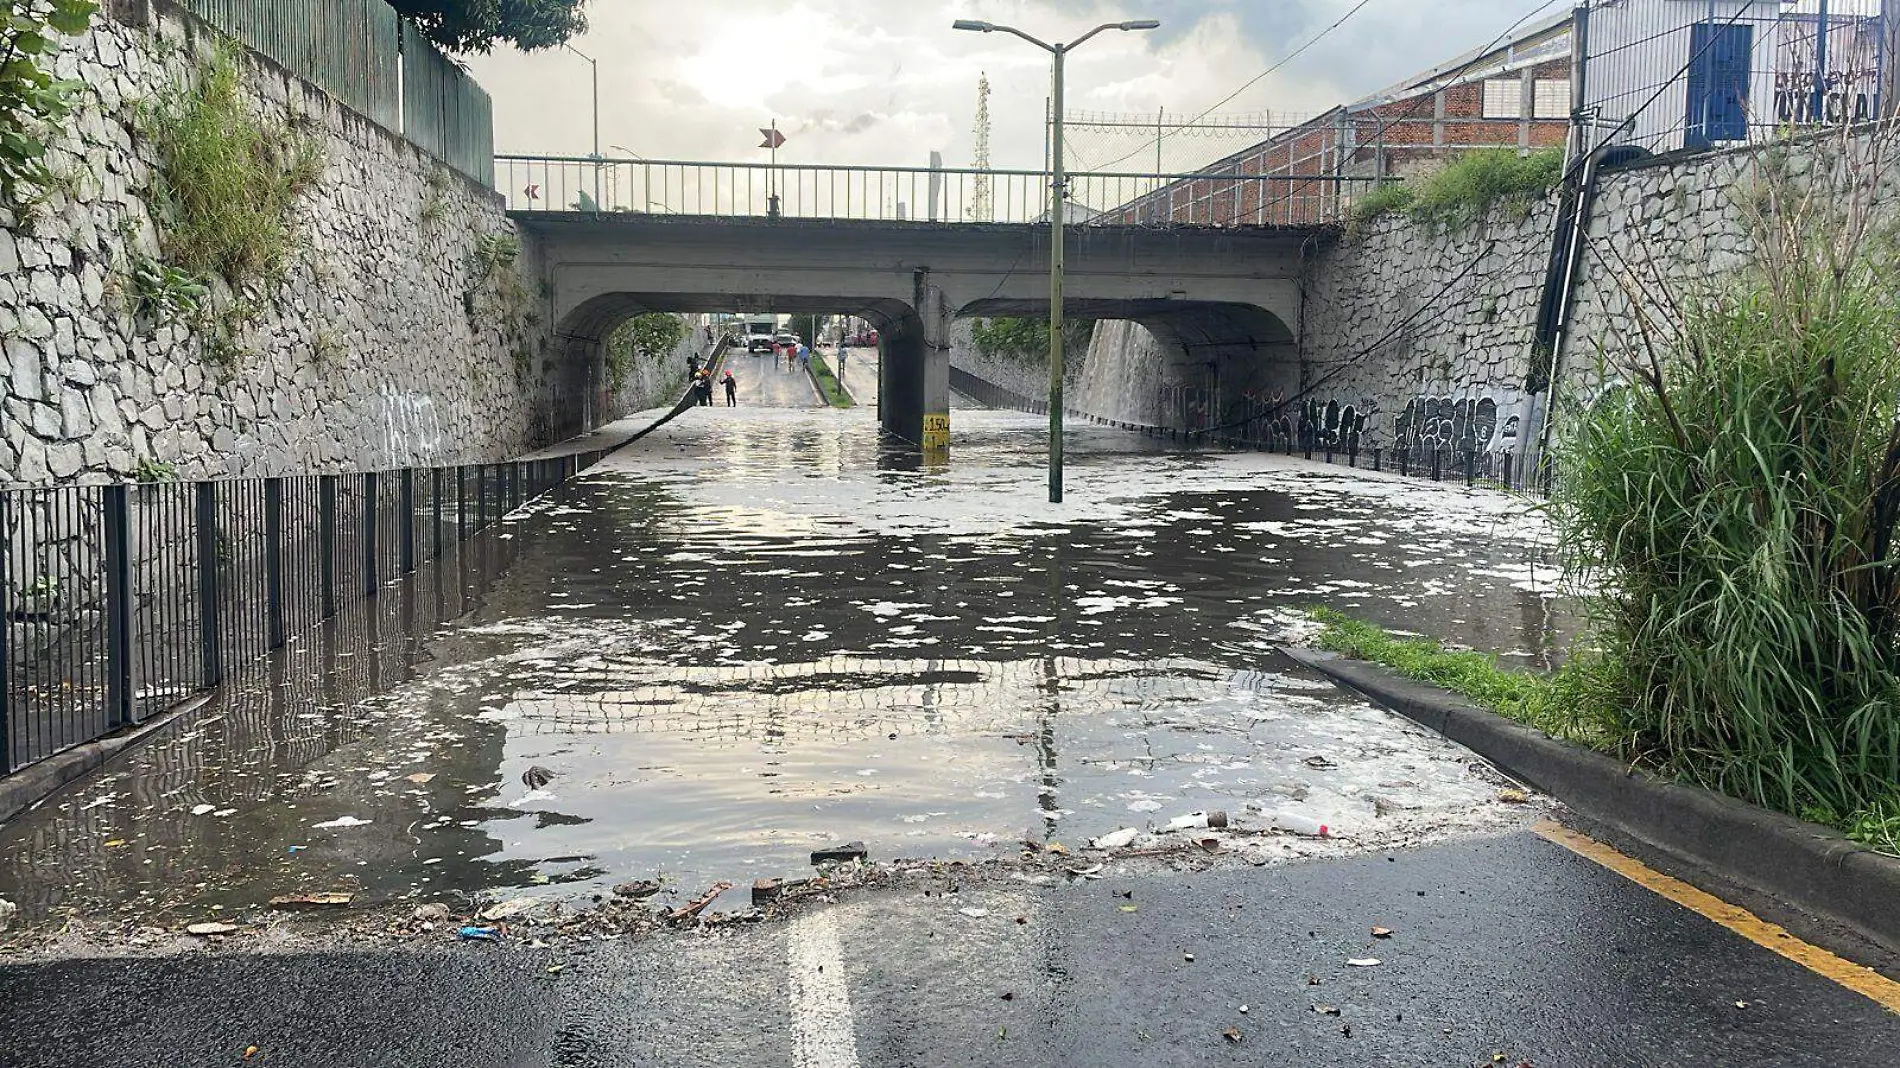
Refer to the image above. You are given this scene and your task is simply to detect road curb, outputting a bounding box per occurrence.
[0,694,212,826]
[1283,646,1900,954]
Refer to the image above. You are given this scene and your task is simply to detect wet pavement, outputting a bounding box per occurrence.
[0,390,1895,1063]
[3,832,1895,1067]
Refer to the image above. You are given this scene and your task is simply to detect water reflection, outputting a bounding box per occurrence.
[0,408,1564,926]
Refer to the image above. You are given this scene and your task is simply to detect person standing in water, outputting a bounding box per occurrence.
[722,370,738,407]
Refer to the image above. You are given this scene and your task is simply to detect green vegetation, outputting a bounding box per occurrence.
[126,253,208,323]
[970,317,1094,363]
[145,47,324,288]
[1350,147,1563,231]
[1547,141,1900,837]
[604,313,685,392]
[1307,608,1615,749]
[390,0,587,53]
[0,0,95,211]
[133,457,177,483]
[807,353,853,408]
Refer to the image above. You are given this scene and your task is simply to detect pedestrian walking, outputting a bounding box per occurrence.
[722,370,737,407]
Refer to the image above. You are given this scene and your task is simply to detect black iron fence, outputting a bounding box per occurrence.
[949,366,1544,495]
[1,452,611,777]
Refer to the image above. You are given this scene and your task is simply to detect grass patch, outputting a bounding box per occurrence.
[1307,608,1614,748]
[1350,147,1562,231]
[145,46,323,288]
[807,353,853,408]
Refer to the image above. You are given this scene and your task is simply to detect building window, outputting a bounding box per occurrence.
[1482,78,1522,118]
[1533,79,1570,119]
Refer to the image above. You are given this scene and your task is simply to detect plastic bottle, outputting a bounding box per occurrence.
[1262,810,1330,837]
[1165,810,1230,831]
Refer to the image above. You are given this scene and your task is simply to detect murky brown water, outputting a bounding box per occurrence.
[0,405,1567,926]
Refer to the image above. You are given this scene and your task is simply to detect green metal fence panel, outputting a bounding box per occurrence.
[400,22,496,185]
[180,0,401,130]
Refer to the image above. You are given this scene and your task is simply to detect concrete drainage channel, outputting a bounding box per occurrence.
[1283,646,1900,965]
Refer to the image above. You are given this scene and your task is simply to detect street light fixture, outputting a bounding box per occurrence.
[954,16,1159,504]
[564,44,601,209]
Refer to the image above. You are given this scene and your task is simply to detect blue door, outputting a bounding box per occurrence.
[1685,21,1753,148]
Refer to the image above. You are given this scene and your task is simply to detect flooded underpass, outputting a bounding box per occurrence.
[0,401,1568,933]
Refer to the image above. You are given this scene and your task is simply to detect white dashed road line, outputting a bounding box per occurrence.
[787,910,861,1068]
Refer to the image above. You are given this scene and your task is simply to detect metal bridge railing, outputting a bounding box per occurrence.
[494,155,1378,227]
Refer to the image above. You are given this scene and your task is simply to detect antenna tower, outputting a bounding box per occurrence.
[972,73,993,222]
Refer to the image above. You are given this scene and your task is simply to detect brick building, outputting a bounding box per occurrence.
[1107,11,1576,226]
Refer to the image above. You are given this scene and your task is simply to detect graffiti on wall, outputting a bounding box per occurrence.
[1393,396,1520,453]
[1296,398,1373,450]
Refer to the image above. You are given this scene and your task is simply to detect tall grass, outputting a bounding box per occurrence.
[1550,128,1900,827]
[1349,147,1562,231]
[145,47,323,289]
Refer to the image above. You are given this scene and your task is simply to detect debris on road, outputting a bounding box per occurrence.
[613,880,663,899]
[310,816,372,829]
[405,773,436,784]
[751,878,785,905]
[668,881,734,922]
[1222,1026,1243,1044]
[958,907,990,918]
[1497,789,1530,804]
[522,766,555,789]
[1066,863,1105,878]
[1314,1005,1341,1016]
[1347,957,1382,967]
[185,922,238,937]
[0,898,15,932]
[412,904,451,923]
[811,841,868,865]
[479,898,540,922]
[1371,926,1394,938]
[190,804,216,816]
[1260,809,1331,837]
[457,926,502,941]
[268,892,354,911]
[1303,756,1339,770]
[242,1045,258,1059]
[1091,827,1139,850]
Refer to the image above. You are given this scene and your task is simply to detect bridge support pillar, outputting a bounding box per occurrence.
[878,274,951,457]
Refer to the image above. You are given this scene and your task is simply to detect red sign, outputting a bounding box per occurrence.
[759,127,787,150]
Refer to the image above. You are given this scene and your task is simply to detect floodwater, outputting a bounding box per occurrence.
[0,385,1569,929]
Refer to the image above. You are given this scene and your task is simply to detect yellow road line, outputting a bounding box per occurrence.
[1532,820,1900,1013]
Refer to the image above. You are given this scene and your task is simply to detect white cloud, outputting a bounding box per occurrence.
[467,0,1561,173]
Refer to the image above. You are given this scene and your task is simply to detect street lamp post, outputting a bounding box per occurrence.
[954,18,1159,504]
[565,44,601,209]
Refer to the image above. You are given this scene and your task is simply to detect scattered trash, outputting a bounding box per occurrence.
[1066,864,1105,878]
[241,1045,258,1060]
[1165,810,1229,831]
[412,904,452,923]
[669,881,734,922]
[1314,1005,1341,1016]
[0,898,16,932]
[1734,1001,1749,1010]
[751,879,785,906]
[958,907,990,918]
[1195,837,1222,853]
[1346,958,1382,967]
[999,992,1015,1001]
[190,804,216,816]
[546,963,565,976]
[285,845,306,854]
[186,922,238,937]
[310,816,372,829]
[479,898,539,922]
[458,926,502,942]
[1497,789,1530,804]
[1045,842,1069,856]
[810,841,869,865]
[1303,756,1339,770]
[406,773,436,784]
[1238,1005,1248,1014]
[521,766,555,789]
[1263,810,1331,837]
[213,809,236,818]
[1091,827,1140,850]
[613,880,663,899]
[1222,1027,1243,1044]
[1183,952,1195,962]
[1118,904,1139,913]
[1371,926,1394,939]
[268,892,354,911]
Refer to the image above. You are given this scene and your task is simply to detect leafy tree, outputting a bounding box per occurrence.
[605,313,684,391]
[970,317,1093,363]
[390,0,587,54]
[0,0,96,210]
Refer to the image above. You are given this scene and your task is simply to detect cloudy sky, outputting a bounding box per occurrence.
[468,0,1565,173]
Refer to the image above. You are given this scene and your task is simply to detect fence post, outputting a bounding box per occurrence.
[431,468,444,561]
[264,478,285,649]
[195,481,222,688]
[363,472,380,597]
[455,465,467,542]
[102,485,135,728]
[400,469,416,574]
[319,474,338,619]
[1465,449,1476,487]
[0,494,9,771]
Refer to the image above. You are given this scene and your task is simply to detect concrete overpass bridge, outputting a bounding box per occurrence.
[500,156,1358,447]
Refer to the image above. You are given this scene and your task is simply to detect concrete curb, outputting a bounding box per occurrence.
[1283,646,1900,954]
[0,694,212,826]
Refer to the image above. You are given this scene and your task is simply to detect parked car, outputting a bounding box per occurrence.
[852,329,880,347]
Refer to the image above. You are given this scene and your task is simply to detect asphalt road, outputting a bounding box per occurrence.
[722,348,823,408]
[3,829,1893,1068]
